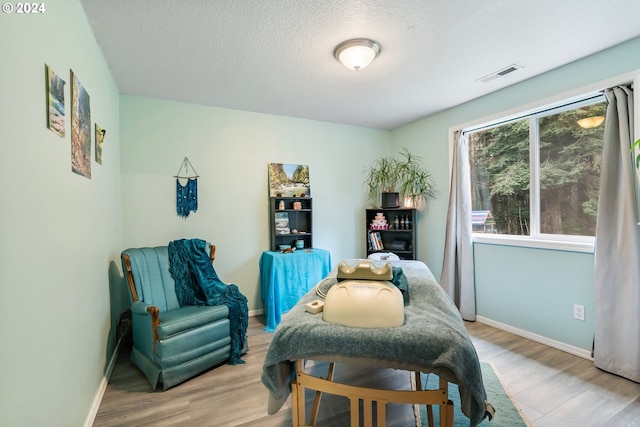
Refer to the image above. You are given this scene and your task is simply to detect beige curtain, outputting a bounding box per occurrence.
[440,130,476,320]
[593,85,640,382]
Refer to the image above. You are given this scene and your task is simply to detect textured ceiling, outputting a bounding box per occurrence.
[80,0,640,130]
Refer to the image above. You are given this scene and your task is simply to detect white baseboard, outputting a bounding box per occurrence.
[476,316,593,361]
[249,308,264,317]
[84,337,122,427]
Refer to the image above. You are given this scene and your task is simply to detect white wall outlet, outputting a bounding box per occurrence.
[574,304,585,321]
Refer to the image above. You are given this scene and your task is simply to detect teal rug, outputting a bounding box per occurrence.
[413,361,530,427]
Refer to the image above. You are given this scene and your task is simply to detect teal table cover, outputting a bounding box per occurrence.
[260,248,331,332]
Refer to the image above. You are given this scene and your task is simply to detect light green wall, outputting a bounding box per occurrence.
[392,36,640,351]
[0,1,121,426]
[120,95,391,311]
[474,244,595,349]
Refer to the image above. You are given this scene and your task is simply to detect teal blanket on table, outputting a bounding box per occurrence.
[168,238,248,365]
[261,260,490,427]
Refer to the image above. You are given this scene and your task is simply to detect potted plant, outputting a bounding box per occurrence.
[364,147,436,208]
[632,138,640,168]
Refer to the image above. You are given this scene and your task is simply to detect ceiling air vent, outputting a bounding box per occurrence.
[477,64,523,83]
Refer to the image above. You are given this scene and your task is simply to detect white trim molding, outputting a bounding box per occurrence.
[476,316,593,361]
[84,337,122,427]
[249,308,264,317]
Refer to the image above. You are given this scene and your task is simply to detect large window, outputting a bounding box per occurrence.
[468,95,606,240]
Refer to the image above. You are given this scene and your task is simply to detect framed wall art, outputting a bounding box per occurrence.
[95,124,105,164]
[268,163,310,197]
[70,69,91,178]
[45,64,65,138]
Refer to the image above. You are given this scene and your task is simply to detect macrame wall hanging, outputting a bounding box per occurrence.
[174,157,199,218]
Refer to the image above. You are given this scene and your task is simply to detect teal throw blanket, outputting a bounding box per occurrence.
[168,238,248,365]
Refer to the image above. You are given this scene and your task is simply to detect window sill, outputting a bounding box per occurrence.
[472,234,594,254]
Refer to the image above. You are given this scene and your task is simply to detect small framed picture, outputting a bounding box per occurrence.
[95,124,106,164]
[45,64,65,137]
[275,212,290,235]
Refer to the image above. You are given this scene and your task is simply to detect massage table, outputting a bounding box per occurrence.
[261,260,490,427]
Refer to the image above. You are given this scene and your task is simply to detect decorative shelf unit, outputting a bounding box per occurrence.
[270,197,313,251]
[365,208,416,260]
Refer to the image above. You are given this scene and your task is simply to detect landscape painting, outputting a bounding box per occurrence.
[70,70,91,178]
[268,163,310,197]
[45,64,65,137]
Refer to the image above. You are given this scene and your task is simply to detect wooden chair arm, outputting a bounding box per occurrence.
[209,244,216,263]
[146,305,160,351]
[121,254,139,302]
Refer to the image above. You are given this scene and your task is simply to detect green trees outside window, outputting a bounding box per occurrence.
[469,99,606,237]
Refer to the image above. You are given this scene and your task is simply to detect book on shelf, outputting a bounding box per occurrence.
[368,231,384,250]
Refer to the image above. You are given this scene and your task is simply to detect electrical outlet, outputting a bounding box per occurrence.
[574,304,585,321]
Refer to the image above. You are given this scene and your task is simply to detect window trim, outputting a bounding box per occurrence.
[449,70,640,253]
[473,233,594,253]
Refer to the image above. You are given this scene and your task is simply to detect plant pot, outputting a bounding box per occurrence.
[381,192,400,208]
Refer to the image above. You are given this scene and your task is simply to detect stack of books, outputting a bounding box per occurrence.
[368,231,383,250]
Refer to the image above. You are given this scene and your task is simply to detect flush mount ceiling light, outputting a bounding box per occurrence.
[577,116,605,129]
[334,38,381,71]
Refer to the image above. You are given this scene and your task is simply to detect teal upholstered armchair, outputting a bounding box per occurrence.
[121,244,242,390]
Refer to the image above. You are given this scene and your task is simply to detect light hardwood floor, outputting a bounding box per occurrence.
[93,316,640,426]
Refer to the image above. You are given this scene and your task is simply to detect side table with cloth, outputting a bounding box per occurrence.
[259,248,331,332]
